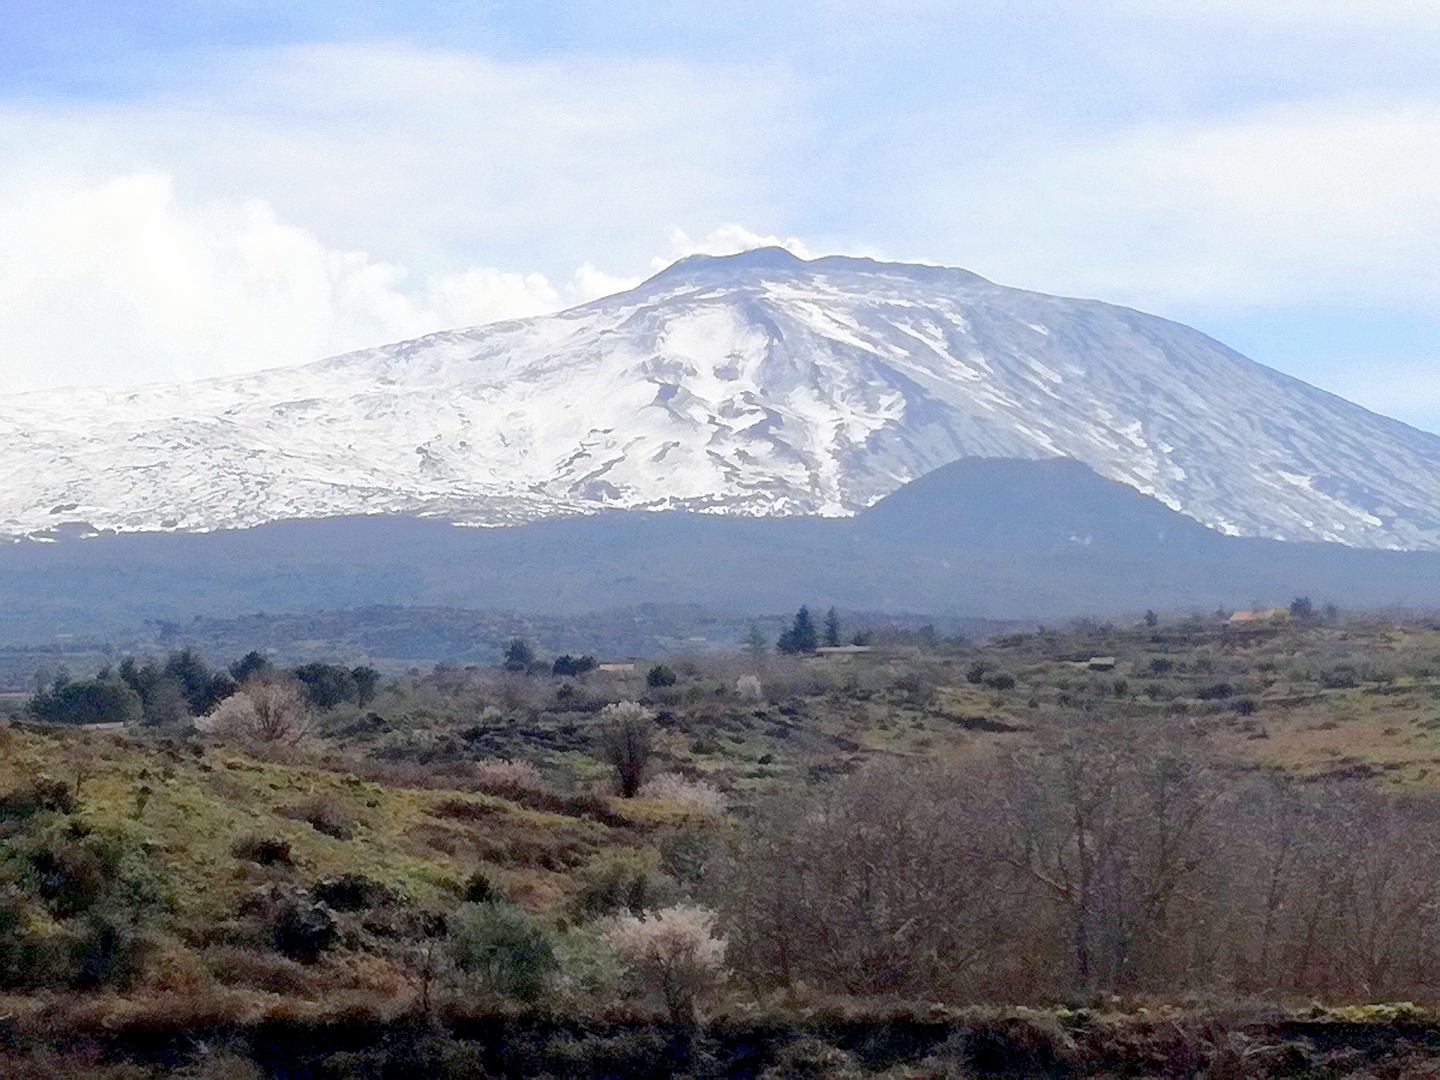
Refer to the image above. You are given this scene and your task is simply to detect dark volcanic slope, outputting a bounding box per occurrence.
[2,458,1439,642]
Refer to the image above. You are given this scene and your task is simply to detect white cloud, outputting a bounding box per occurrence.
[931,101,1440,311]
[1138,0,1440,28]
[0,173,577,390]
[0,41,810,389]
[0,42,806,279]
[659,225,817,266]
[0,170,822,392]
[568,263,645,303]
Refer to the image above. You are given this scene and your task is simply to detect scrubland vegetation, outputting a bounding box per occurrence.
[7,609,1440,1075]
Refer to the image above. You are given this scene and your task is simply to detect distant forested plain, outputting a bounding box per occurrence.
[9,459,1440,652]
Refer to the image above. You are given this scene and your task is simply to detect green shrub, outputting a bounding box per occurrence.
[569,855,680,921]
[0,780,74,820]
[0,814,163,990]
[69,910,146,989]
[461,870,497,904]
[448,901,556,1002]
[551,926,627,996]
[646,665,677,688]
[27,676,143,726]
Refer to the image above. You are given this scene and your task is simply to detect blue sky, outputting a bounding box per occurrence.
[3,1,1439,431]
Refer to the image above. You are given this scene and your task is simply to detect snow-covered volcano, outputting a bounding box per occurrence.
[6,247,1440,549]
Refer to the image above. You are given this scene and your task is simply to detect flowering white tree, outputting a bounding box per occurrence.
[638,774,727,816]
[603,904,727,1023]
[198,678,310,745]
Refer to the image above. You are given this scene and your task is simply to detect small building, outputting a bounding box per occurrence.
[596,663,636,674]
[815,645,873,656]
[1227,609,1288,624]
[1086,656,1117,671]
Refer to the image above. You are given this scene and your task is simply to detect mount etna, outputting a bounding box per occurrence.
[4,249,1440,638]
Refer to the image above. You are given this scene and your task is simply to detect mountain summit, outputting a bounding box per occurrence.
[6,248,1440,548]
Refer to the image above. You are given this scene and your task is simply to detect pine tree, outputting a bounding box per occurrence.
[824,607,841,648]
[504,638,536,672]
[776,606,818,655]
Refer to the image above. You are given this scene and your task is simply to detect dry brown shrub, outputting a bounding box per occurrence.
[432,789,634,828]
[56,988,244,1036]
[471,758,547,798]
[204,945,319,997]
[229,835,295,866]
[0,1046,150,1080]
[141,940,216,994]
[471,831,593,871]
[275,794,360,840]
[431,798,503,822]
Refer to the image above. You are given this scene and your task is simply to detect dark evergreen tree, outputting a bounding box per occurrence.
[163,649,210,706]
[350,666,381,706]
[776,606,818,655]
[161,648,233,715]
[293,663,359,710]
[503,638,536,672]
[824,607,842,648]
[229,651,271,683]
[28,675,142,726]
[552,655,596,677]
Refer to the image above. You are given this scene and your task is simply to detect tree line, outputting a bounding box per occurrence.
[26,649,379,727]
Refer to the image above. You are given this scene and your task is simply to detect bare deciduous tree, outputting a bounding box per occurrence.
[597,701,655,798]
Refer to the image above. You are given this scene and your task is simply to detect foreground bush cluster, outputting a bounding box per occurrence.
[716,724,1440,1003]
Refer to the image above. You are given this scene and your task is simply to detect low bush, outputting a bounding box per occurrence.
[0,779,75,820]
[310,873,401,911]
[638,773,727,816]
[569,854,681,921]
[1195,682,1234,700]
[461,871,498,905]
[271,896,338,963]
[448,901,556,1002]
[229,835,294,866]
[275,795,359,840]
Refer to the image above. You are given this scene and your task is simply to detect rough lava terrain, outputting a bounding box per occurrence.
[5,247,1440,549]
